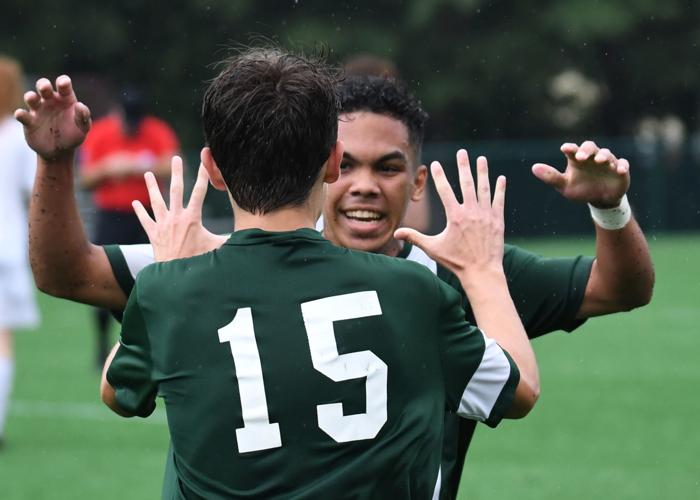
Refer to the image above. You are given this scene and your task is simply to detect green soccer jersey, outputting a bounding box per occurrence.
[393,243,593,498]
[107,229,519,499]
[105,235,593,500]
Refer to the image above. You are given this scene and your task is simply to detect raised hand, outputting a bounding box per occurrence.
[531,140,630,208]
[132,156,228,262]
[14,75,91,162]
[394,149,506,286]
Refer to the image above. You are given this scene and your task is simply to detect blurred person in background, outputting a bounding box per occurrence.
[0,55,40,450]
[78,86,178,368]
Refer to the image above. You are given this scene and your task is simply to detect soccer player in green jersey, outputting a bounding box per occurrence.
[18,63,653,498]
[92,48,534,497]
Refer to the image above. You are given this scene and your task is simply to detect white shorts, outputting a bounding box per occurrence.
[0,262,39,330]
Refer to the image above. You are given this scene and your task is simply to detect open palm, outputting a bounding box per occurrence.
[15,75,91,162]
[532,141,630,208]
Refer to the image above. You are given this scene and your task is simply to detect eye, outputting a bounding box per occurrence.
[340,161,352,171]
[378,163,402,174]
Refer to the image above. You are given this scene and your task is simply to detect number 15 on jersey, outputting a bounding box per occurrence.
[218,291,388,453]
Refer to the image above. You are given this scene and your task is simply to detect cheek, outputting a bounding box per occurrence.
[382,179,411,218]
[323,183,345,207]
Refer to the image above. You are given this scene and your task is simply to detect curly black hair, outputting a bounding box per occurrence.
[337,75,429,154]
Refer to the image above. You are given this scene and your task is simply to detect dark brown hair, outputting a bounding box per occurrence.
[202,47,340,214]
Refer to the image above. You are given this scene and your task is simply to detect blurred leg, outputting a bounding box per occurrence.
[0,328,14,444]
[94,308,111,369]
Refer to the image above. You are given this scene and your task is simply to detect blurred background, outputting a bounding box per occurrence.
[3,0,698,234]
[1,1,698,499]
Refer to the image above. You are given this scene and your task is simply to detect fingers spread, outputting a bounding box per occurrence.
[576,140,598,161]
[616,158,630,175]
[24,91,41,110]
[14,108,31,126]
[431,161,459,214]
[36,78,54,100]
[594,147,614,165]
[56,75,73,97]
[394,227,428,248]
[144,171,167,220]
[560,142,578,162]
[476,156,491,208]
[169,156,184,212]
[492,175,506,222]
[531,163,567,190]
[132,200,155,235]
[187,164,210,213]
[456,149,476,206]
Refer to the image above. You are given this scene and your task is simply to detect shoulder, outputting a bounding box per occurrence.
[348,249,452,308]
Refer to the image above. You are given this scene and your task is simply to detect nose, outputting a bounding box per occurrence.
[348,166,380,197]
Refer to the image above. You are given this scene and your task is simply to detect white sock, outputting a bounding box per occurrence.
[0,357,14,438]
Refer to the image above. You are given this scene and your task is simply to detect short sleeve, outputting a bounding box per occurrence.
[437,280,519,428]
[104,244,155,297]
[503,245,594,338]
[106,280,157,417]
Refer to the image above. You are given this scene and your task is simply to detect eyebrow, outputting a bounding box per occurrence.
[343,151,408,164]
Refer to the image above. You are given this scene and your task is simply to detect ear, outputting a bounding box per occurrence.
[200,147,227,192]
[323,140,343,184]
[410,164,428,202]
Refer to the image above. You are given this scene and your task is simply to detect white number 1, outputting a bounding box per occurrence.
[218,307,282,453]
[219,291,387,453]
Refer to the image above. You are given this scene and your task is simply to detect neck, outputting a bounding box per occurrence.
[233,205,319,232]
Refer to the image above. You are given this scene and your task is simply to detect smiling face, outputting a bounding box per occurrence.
[322,111,427,256]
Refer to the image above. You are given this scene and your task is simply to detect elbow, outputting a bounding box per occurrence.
[619,276,655,312]
[507,377,540,419]
[33,276,61,298]
[33,275,75,301]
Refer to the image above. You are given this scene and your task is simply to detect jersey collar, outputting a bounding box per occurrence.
[224,227,325,246]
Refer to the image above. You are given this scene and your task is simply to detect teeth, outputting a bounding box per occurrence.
[345,210,382,221]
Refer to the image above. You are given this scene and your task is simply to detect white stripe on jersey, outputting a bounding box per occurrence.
[457,331,511,421]
[120,244,155,279]
[431,466,442,500]
[405,244,437,274]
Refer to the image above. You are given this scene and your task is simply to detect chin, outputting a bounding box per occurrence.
[346,234,392,254]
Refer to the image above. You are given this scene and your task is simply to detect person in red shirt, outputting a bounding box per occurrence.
[79,86,178,367]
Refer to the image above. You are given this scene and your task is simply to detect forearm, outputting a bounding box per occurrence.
[457,269,540,417]
[578,217,654,318]
[29,154,127,309]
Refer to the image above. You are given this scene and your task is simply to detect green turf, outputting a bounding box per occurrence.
[459,233,700,499]
[1,234,698,499]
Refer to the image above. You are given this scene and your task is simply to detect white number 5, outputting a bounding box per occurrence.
[219,291,387,453]
[301,291,387,443]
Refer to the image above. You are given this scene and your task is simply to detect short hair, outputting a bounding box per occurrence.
[0,55,23,116]
[202,47,340,214]
[337,75,428,157]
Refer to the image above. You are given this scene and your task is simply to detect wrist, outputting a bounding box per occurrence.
[39,150,76,167]
[457,265,507,293]
[588,194,631,230]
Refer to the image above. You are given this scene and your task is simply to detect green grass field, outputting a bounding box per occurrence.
[1,234,698,499]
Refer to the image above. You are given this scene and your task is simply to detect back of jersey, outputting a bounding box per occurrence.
[108,228,516,499]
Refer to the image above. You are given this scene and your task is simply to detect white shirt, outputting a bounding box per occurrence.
[0,116,36,265]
